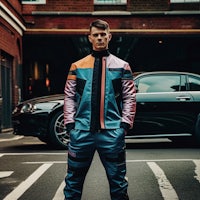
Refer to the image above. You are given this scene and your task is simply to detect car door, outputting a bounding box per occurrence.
[129,73,196,138]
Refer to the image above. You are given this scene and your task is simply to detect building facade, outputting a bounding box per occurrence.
[1,0,200,131]
[0,0,25,131]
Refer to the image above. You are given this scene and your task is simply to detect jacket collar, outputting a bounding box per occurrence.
[91,49,110,58]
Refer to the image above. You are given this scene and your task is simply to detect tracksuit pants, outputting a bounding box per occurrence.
[63,128,129,200]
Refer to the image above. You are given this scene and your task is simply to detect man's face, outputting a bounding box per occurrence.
[88,27,112,51]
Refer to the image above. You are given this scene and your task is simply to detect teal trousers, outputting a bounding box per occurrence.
[63,128,129,200]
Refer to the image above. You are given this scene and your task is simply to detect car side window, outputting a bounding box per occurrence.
[188,76,200,91]
[137,75,181,93]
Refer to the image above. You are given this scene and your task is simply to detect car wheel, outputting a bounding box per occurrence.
[48,110,69,149]
[194,113,200,146]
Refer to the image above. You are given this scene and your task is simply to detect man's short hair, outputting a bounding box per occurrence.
[89,19,110,32]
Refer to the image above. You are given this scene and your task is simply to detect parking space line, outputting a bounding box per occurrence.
[24,161,66,164]
[193,160,200,183]
[3,163,53,200]
[147,162,179,200]
[127,159,195,162]
[1,152,66,155]
[52,181,65,200]
[0,171,13,178]
[23,159,200,165]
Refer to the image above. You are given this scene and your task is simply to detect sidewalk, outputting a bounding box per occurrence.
[0,128,15,140]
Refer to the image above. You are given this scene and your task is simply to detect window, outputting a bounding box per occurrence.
[188,76,200,91]
[94,0,127,5]
[171,0,200,3]
[137,75,181,93]
[22,0,46,4]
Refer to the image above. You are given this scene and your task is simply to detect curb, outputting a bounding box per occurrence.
[1,128,13,133]
[0,128,15,140]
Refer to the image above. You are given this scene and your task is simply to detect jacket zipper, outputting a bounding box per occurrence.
[100,57,106,129]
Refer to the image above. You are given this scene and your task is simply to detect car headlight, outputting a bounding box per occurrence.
[12,103,37,114]
[21,103,37,113]
[12,102,59,114]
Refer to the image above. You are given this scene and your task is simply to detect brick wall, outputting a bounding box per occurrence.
[23,14,200,31]
[22,0,94,14]
[0,3,23,106]
[22,0,171,13]
[21,0,200,14]
[170,2,200,10]
[127,0,169,11]
[1,0,23,23]
[7,0,22,13]
[127,0,200,11]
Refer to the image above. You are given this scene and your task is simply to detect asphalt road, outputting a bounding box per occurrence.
[0,132,200,200]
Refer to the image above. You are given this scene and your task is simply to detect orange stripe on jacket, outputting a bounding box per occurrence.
[67,74,76,80]
[73,55,95,69]
[100,57,106,129]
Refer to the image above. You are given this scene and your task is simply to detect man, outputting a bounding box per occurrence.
[63,19,136,200]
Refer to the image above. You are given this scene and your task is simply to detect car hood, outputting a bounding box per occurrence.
[20,94,64,105]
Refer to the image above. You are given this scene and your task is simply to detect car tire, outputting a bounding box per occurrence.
[48,110,69,149]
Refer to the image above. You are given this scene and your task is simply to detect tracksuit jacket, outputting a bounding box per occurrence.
[64,50,136,132]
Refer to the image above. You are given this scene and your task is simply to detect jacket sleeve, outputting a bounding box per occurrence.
[121,64,136,129]
[63,64,77,130]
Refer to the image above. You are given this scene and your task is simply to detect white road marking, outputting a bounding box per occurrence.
[127,159,196,162]
[147,162,179,200]
[52,181,65,200]
[23,159,200,165]
[2,153,200,163]
[3,163,52,200]
[1,153,66,156]
[0,136,24,142]
[1,154,200,199]
[24,161,66,164]
[193,159,200,183]
[0,171,13,178]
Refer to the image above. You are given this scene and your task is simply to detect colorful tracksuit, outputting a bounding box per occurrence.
[63,50,136,200]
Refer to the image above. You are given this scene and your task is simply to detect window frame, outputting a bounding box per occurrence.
[22,0,46,5]
[170,0,200,3]
[94,0,127,5]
